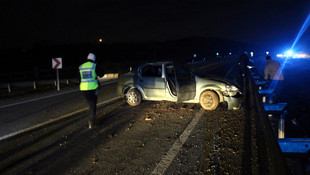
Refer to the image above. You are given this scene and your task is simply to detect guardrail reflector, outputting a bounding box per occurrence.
[258,89,274,95]
[264,103,287,112]
[278,138,310,153]
[255,80,268,86]
[252,75,261,80]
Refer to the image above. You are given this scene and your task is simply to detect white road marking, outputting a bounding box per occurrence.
[151,108,205,175]
[0,89,78,109]
[0,80,117,109]
[0,96,121,142]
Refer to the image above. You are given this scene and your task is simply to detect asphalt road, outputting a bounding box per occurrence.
[0,80,119,140]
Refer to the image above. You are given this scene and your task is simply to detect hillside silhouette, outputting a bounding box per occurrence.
[1,37,260,82]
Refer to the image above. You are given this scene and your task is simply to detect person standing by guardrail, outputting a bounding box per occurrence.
[238,53,250,109]
[264,55,284,103]
[79,53,105,129]
[264,55,284,81]
[239,53,250,78]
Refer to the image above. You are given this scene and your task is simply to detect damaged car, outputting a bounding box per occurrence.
[117,61,242,110]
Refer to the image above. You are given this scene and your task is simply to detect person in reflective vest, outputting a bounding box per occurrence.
[79,53,104,129]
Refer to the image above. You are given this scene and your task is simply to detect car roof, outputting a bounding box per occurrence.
[142,61,173,65]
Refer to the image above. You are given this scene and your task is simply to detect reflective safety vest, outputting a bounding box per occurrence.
[79,62,99,91]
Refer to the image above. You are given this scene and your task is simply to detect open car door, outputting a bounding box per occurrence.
[174,64,196,102]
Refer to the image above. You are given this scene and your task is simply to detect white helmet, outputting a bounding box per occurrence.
[87,53,96,62]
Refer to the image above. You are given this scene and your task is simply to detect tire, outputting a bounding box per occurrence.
[126,88,142,106]
[199,90,219,110]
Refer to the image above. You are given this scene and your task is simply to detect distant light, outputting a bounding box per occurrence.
[276,51,310,58]
[250,52,254,57]
[193,54,196,58]
[266,51,269,55]
[99,38,103,43]
[229,52,232,55]
[276,54,284,58]
[247,65,255,69]
[216,52,219,56]
[293,53,310,58]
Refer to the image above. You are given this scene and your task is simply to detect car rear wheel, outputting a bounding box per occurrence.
[200,90,219,110]
[126,88,142,106]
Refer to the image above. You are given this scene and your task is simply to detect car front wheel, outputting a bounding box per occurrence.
[126,88,142,106]
[199,90,219,110]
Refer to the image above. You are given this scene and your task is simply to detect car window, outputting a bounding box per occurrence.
[141,65,162,77]
[175,65,192,80]
[165,64,175,77]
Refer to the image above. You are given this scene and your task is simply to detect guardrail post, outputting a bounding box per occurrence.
[33,81,36,90]
[56,69,60,91]
[278,111,286,139]
[8,83,11,93]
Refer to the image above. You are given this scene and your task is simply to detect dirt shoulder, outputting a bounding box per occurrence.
[21,101,199,175]
[11,99,262,175]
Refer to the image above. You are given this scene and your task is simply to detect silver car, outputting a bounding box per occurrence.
[117,61,242,110]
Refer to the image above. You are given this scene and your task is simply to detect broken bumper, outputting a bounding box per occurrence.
[224,95,242,110]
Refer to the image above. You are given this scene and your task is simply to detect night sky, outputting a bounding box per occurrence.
[1,0,310,51]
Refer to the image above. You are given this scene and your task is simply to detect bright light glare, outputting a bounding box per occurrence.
[271,14,310,93]
[286,50,293,56]
[291,14,310,49]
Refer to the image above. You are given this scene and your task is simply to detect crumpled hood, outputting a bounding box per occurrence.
[194,72,241,89]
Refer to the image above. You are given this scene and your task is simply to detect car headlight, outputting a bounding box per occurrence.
[225,85,240,96]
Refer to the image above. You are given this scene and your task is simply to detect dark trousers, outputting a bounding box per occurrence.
[83,90,98,124]
[269,80,285,103]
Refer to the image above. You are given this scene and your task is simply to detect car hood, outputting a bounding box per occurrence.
[194,72,241,89]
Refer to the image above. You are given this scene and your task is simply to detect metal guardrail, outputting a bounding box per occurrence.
[248,64,310,174]
[249,65,310,153]
[0,79,78,93]
[0,68,77,82]
[0,74,119,93]
[246,68,289,174]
